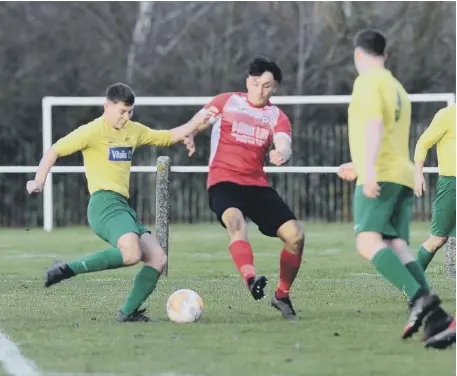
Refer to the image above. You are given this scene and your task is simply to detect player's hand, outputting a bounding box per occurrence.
[269,149,286,166]
[183,135,196,157]
[26,180,43,195]
[337,162,357,181]
[363,179,381,198]
[414,172,426,197]
[198,106,219,128]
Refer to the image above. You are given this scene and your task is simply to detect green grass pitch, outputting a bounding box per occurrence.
[0,222,455,376]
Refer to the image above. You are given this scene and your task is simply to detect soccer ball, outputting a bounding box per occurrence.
[166,289,204,323]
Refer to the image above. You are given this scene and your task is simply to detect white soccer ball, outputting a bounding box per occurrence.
[166,289,204,323]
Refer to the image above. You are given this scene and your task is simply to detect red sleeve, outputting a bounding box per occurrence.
[274,110,292,137]
[203,92,233,112]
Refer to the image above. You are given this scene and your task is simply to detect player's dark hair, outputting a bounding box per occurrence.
[248,57,282,83]
[353,29,387,57]
[106,83,135,106]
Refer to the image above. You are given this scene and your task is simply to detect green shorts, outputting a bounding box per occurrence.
[431,176,456,237]
[353,182,413,243]
[87,190,150,247]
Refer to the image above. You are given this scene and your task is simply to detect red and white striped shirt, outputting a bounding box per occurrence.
[203,92,291,188]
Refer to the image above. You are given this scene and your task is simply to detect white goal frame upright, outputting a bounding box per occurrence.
[0,93,455,231]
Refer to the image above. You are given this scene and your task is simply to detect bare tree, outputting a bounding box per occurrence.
[126,1,155,84]
[0,1,454,226]
[293,2,323,127]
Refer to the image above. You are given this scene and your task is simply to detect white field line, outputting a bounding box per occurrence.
[0,334,197,376]
[0,326,198,376]
[0,329,41,376]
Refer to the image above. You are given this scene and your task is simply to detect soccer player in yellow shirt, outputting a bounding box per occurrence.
[414,104,456,271]
[337,30,450,339]
[26,83,213,322]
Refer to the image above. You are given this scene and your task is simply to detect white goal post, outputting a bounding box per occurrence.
[0,93,455,231]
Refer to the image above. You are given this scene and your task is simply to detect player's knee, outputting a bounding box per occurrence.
[159,252,168,270]
[387,238,414,264]
[143,248,167,271]
[355,232,385,260]
[424,235,448,253]
[279,220,305,255]
[288,226,305,254]
[222,208,246,235]
[140,233,168,271]
[387,238,408,251]
[117,232,142,265]
[147,247,167,271]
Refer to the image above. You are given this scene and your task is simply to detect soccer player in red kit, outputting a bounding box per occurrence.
[184,58,304,320]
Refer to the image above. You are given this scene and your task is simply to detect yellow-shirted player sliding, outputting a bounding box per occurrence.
[414,104,456,272]
[337,29,451,340]
[26,83,214,322]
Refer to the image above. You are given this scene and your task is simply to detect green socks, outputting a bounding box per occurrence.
[121,266,161,315]
[67,248,124,275]
[66,249,162,315]
[417,245,435,271]
[405,261,431,292]
[371,247,422,299]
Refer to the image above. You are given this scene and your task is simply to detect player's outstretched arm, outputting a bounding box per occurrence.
[26,124,93,195]
[26,148,59,194]
[181,92,230,156]
[136,107,218,154]
[181,107,220,156]
[169,107,218,144]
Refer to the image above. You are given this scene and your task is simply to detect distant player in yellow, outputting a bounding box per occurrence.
[414,104,456,271]
[26,83,213,322]
[337,30,450,339]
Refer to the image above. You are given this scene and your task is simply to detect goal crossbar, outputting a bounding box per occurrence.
[0,166,440,174]
[10,93,455,231]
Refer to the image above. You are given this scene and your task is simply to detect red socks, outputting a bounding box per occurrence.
[276,249,302,299]
[229,242,302,296]
[229,240,255,284]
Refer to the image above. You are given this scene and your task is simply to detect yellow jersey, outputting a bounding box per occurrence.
[52,116,173,198]
[348,68,414,189]
[414,104,456,177]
